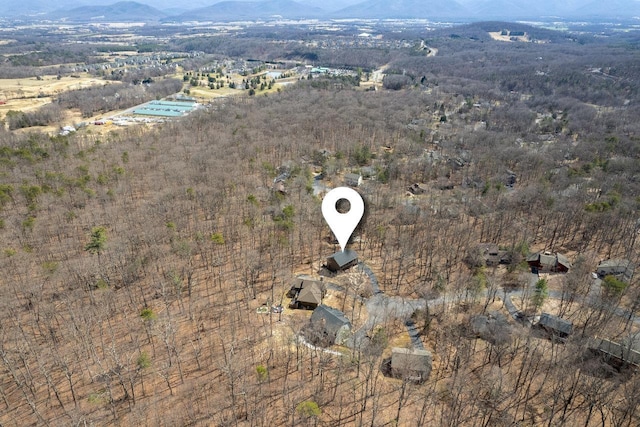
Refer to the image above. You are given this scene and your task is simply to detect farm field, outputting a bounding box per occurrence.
[0,74,114,120]
[0,73,111,100]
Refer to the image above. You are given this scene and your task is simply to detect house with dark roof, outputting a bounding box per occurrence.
[408,183,426,195]
[536,313,572,340]
[326,249,358,272]
[390,347,433,382]
[477,243,501,266]
[344,173,363,187]
[309,305,352,345]
[287,277,326,310]
[526,251,571,273]
[596,259,634,281]
[466,243,512,268]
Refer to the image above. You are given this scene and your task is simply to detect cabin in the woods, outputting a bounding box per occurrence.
[287,277,326,310]
[526,251,571,273]
[390,347,433,382]
[536,313,573,340]
[326,249,358,272]
[309,305,352,345]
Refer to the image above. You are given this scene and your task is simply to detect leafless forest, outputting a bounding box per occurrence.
[0,21,640,426]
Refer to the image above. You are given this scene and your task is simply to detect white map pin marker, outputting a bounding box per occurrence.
[322,187,365,252]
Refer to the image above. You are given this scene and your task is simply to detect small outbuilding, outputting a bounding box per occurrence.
[309,305,352,346]
[527,251,571,273]
[326,249,358,272]
[390,347,433,382]
[536,313,572,339]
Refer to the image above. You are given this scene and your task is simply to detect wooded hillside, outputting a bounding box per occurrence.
[0,22,639,426]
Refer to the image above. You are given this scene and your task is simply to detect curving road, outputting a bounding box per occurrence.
[504,273,640,327]
[347,262,426,351]
[353,267,640,353]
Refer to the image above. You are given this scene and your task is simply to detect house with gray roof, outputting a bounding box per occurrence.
[361,166,375,179]
[596,259,634,281]
[309,305,352,346]
[589,337,640,368]
[344,173,363,187]
[391,347,433,382]
[326,249,358,272]
[536,313,572,340]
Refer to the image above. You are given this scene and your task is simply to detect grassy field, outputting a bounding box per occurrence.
[0,67,297,132]
[489,31,531,42]
[187,71,297,101]
[0,73,113,118]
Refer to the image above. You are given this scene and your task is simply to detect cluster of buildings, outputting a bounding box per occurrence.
[287,276,352,346]
[472,242,637,370]
[286,250,359,345]
[285,248,433,382]
[75,50,203,76]
[475,242,634,282]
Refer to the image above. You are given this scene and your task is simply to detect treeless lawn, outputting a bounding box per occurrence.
[0,73,112,99]
[0,73,115,123]
[488,31,531,42]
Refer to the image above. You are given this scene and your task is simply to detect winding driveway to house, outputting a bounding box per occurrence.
[352,267,640,354]
[348,262,427,351]
[504,273,640,326]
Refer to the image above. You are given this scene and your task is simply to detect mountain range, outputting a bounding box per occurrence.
[333,0,469,19]
[174,0,324,21]
[3,0,640,21]
[46,2,168,22]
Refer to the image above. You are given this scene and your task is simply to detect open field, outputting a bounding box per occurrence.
[488,31,531,42]
[0,65,296,130]
[0,74,115,121]
[187,82,289,100]
[0,73,112,99]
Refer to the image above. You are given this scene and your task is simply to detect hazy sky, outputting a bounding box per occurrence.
[84,0,364,9]
[5,0,639,18]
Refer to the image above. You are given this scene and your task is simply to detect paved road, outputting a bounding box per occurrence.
[358,262,381,294]
[501,273,640,328]
[348,263,426,350]
[347,267,640,353]
[404,320,425,350]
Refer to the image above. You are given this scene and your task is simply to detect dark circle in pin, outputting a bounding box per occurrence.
[335,198,351,214]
